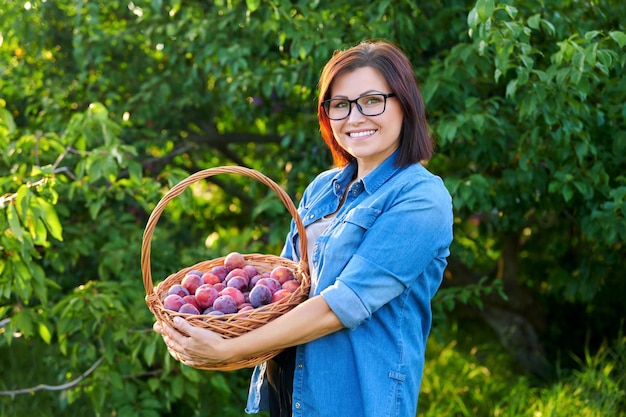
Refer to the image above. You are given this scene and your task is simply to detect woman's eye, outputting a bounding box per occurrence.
[364,96,382,105]
[333,101,348,109]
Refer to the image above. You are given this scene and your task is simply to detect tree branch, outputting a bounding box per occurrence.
[0,356,105,397]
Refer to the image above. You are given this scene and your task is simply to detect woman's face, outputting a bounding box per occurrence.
[328,66,403,177]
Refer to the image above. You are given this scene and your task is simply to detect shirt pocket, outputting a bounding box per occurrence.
[326,207,381,261]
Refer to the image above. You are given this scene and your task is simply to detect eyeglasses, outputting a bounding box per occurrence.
[322,93,396,121]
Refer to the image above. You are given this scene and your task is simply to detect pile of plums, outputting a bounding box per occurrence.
[162,252,300,315]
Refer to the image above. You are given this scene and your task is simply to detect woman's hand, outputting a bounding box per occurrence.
[153,317,230,368]
[153,295,343,368]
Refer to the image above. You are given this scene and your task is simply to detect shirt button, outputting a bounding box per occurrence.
[309,214,314,219]
[298,363,303,369]
[295,402,301,409]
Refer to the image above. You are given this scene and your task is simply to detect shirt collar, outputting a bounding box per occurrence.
[330,149,403,196]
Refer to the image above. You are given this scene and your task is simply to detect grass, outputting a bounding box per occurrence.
[419,322,626,417]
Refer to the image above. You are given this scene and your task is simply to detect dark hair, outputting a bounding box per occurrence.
[317,40,433,167]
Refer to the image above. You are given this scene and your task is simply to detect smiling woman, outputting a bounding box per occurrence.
[154,40,453,417]
[324,66,404,178]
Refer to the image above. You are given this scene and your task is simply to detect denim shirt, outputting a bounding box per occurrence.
[246,150,453,417]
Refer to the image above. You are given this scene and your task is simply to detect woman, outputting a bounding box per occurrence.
[155,40,453,417]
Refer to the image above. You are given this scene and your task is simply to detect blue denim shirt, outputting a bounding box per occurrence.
[246,150,453,417]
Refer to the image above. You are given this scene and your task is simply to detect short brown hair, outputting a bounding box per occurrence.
[317,41,433,167]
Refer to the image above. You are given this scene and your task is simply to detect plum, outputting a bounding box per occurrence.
[227,276,249,292]
[255,277,281,294]
[210,265,228,280]
[167,284,190,298]
[181,273,204,294]
[213,295,238,314]
[249,284,272,308]
[271,289,292,303]
[195,284,219,310]
[179,303,200,315]
[270,266,295,284]
[220,287,245,306]
[242,264,259,278]
[201,272,222,285]
[182,295,200,310]
[223,252,246,271]
[163,294,185,311]
[282,280,301,292]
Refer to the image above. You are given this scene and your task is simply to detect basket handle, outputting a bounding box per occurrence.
[141,166,309,296]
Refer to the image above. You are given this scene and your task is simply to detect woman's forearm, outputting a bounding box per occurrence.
[221,295,344,363]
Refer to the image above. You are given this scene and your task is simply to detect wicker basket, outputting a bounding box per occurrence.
[141,166,309,371]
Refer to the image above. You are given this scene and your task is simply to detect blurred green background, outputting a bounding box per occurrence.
[1,0,625,415]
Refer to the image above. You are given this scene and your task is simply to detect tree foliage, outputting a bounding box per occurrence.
[1,0,625,415]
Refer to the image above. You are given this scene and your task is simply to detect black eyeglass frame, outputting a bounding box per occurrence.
[321,93,396,121]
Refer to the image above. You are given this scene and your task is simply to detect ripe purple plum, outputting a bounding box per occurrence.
[255,277,282,294]
[249,274,264,288]
[249,284,272,308]
[187,269,203,277]
[195,284,219,310]
[201,272,222,285]
[213,282,226,292]
[225,268,247,284]
[227,276,249,292]
[206,310,225,316]
[163,294,185,311]
[271,289,292,303]
[167,284,190,298]
[213,295,238,314]
[182,295,200,310]
[282,280,301,292]
[181,273,204,295]
[220,287,245,306]
[270,266,295,284]
[210,266,228,281]
[179,303,200,315]
[242,264,259,278]
[224,252,246,271]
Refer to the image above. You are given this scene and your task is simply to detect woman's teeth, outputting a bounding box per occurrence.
[349,130,376,138]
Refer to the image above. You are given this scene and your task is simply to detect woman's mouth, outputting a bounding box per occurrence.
[349,129,377,138]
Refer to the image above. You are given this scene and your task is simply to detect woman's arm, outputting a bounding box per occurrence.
[154,294,343,368]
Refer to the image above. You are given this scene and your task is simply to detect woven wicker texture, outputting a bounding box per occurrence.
[141,166,309,371]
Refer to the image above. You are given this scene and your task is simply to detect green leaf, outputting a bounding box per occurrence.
[148,377,160,392]
[467,8,479,29]
[475,0,495,22]
[245,0,260,13]
[0,108,17,132]
[12,309,34,337]
[144,339,157,366]
[584,30,601,41]
[89,197,106,219]
[527,14,541,30]
[128,160,143,183]
[562,185,574,202]
[609,30,626,47]
[7,203,23,241]
[36,197,63,241]
[38,322,53,344]
[505,79,519,99]
[171,374,184,399]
